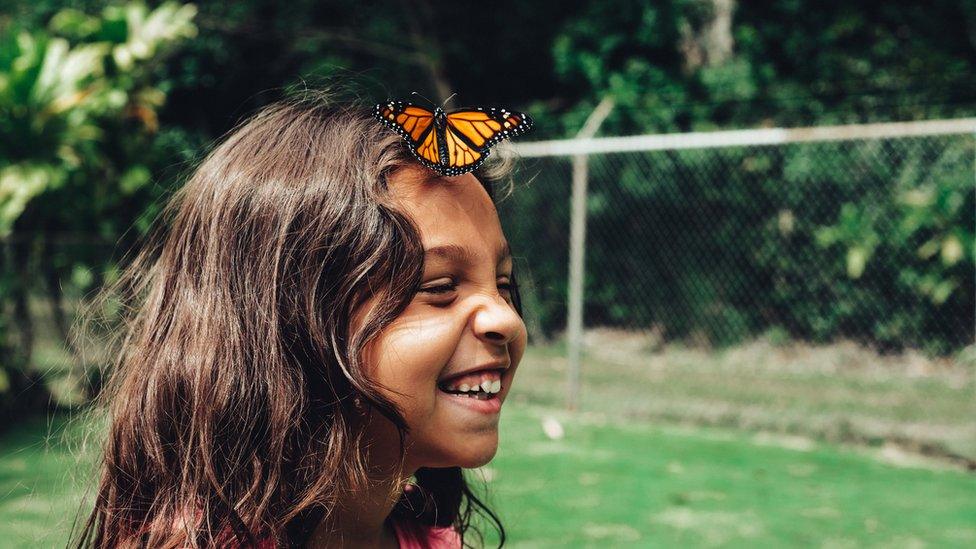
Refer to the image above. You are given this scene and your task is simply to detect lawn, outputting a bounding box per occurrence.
[2,403,975,548]
[4,324,975,547]
[480,404,976,547]
[0,413,99,549]
[508,332,976,465]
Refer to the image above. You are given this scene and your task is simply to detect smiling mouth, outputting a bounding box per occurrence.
[436,372,503,400]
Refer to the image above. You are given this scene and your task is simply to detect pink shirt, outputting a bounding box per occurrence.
[244,518,461,548]
[390,518,462,548]
[149,499,463,548]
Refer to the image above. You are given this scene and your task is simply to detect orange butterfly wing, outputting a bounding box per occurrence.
[444,108,533,173]
[375,101,440,168]
[417,124,440,165]
[445,125,483,169]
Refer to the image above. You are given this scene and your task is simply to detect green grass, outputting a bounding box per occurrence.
[0,414,98,548]
[508,334,976,463]
[2,406,975,548]
[478,404,976,547]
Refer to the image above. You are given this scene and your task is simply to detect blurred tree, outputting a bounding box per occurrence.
[0,1,196,416]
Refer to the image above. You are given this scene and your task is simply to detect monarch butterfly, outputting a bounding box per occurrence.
[374,100,534,177]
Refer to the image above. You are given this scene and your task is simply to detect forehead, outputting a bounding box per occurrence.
[386,166,508,257]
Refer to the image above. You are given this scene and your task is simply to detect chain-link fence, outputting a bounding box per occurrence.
[6,117,975,462]
[499,118,976,424]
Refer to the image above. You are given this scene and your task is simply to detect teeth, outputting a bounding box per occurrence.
[441,375,503,394]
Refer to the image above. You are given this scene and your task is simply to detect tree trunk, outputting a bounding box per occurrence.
[7,235,35,367]
[678,0,736,73]
[39,234,83,362]
[0,235,53,430]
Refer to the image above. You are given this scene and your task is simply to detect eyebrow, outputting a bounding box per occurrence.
[424,241,512,265]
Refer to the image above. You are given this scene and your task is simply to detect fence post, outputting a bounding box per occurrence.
[566,97,614,411]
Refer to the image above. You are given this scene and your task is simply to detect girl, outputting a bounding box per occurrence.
[74,89,528,548]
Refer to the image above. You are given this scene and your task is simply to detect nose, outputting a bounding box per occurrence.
[471,291,524,348]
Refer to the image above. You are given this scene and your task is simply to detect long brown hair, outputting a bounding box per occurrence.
[73,87,521,548]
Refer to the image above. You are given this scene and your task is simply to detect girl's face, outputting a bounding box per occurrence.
[354,164,527,471]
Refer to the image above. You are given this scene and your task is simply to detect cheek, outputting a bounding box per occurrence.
[365,315,460,408]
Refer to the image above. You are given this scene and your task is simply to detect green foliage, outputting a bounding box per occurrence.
[546,0,976,134]
[0,1,196,235]
[0,1,196,412]
[511,134,973,356]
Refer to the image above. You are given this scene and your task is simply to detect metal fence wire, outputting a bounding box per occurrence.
[499,118,976,408]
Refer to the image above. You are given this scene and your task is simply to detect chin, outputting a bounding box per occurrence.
[455,446,498,468]
[436,436,499,469]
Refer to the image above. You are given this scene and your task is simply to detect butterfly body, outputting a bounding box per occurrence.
[431,107,448,129]
[374,100,533,177]
[431,107,451,165]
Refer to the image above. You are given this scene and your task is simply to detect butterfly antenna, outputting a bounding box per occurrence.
[441,93,457,108]
[410,91,437,109]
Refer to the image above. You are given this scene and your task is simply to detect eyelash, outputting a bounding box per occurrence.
[421,281,516,295]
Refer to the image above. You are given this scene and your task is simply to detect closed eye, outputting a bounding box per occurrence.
[421,282,458,295]
[417,280,517,295]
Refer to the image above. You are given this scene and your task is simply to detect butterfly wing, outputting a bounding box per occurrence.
[374,101,442,170]
[443,125,483,174]
[442,108,534,175]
